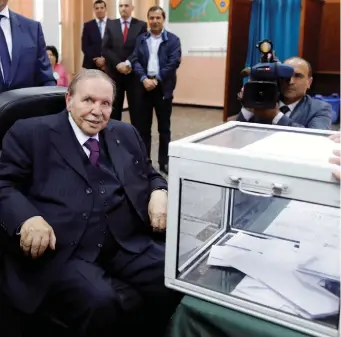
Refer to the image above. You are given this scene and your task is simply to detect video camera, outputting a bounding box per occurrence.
[240,40,294,109]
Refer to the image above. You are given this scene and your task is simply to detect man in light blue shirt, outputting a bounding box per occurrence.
[133,6,181,175]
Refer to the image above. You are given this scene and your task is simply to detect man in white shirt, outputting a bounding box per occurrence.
[237,57,332,129]
[133,6,182,175]
[102,0,147,123]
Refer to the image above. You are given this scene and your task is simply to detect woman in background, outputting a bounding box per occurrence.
[46,45,69,87]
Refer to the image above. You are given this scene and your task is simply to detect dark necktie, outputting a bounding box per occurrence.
[84,138,100,167]
[280,105,290,114]
[0,15,11,85]
[123,21,129,43]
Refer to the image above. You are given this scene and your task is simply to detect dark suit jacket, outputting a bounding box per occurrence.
[133,30,182,99]
[102,18,147,79]
[0,11,55,93]
[81,19,103,69]
[237,95,332,129]
[0,111,167,313]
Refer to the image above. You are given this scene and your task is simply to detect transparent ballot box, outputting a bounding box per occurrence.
[165,122,341,337]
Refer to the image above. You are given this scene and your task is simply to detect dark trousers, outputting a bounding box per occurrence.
[111,73,141,127]
[0,242,181,337]
[136,85,172,166]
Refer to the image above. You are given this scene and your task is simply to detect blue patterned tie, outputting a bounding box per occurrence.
[98,20,103,38]
[0,15,11,85]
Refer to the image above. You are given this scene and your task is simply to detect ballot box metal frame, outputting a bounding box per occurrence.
[165,121,340,337]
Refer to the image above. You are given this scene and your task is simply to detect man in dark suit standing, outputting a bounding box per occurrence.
[237,57,332,129]
[102,0,147,124]
[0,0,55,93]
[133,6,181,175]
[81,0,107,71]
[0,70,179,337]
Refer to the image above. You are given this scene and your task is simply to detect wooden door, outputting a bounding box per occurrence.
[299,0,340,95]
[223,0,252,121]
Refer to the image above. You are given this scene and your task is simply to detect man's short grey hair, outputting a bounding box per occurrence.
[68,69,116,97]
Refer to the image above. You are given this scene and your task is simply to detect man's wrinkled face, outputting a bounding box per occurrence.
[94,3,107,19]
[148,9,164,34]
[119,0,133,19]
[280,58,312,102]
[66,77,113,136]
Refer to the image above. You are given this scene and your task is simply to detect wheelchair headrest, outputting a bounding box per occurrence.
[0,86,67,149]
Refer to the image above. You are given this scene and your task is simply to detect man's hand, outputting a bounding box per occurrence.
[20,216,56,258]
[116,62,131,74]
[329,133,341,180]
[143,78,157,91]
[148,190,168,232]
[93,57,105,68]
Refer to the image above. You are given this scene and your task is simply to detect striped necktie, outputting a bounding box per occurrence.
[84,138,100,167]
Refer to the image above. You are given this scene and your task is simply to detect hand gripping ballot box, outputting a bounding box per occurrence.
[164,122,340,337]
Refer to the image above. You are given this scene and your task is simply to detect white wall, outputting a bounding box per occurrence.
[34,0,61,55]
[161,0,228,56]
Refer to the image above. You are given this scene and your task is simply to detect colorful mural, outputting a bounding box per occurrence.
[169,0,229,23]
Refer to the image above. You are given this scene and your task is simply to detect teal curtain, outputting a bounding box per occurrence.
[245,0,301,69]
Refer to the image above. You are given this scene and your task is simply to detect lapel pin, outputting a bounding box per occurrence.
[116,139,120,144]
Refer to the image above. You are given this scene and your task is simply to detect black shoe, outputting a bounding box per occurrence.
[159,164,168,175]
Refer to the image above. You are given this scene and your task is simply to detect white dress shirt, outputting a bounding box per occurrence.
[68,114,99,157]
[120,17,132,33]
[0,6,12,78]
[96,17,107,39]
[241,99,300,124]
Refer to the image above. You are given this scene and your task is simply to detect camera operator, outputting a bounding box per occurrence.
[237,57,332,130]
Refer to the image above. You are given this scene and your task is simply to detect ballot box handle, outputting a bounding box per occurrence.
[229,176,287,198]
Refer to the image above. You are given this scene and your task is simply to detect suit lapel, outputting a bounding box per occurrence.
[50,111,89,184]
[115,19,124,45]
[8,11,23,85]
[126,18,137,43]
[288,96,306,120]
[91,19,102,41]
[102,124,125,185]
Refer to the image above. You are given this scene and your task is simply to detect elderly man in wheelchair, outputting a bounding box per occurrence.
[0,70,180,337]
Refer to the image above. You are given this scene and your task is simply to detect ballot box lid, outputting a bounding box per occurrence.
[168,121,340,184]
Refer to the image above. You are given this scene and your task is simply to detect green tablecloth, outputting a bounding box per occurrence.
[168,296,311,337]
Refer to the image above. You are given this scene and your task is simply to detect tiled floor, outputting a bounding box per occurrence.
[122,105,225,166]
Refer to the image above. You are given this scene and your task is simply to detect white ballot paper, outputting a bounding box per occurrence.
[231,276,313,319]
[264,201,340,250]
[207,232,340,318]
[225,251,339,318]
[298,242,340,281]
